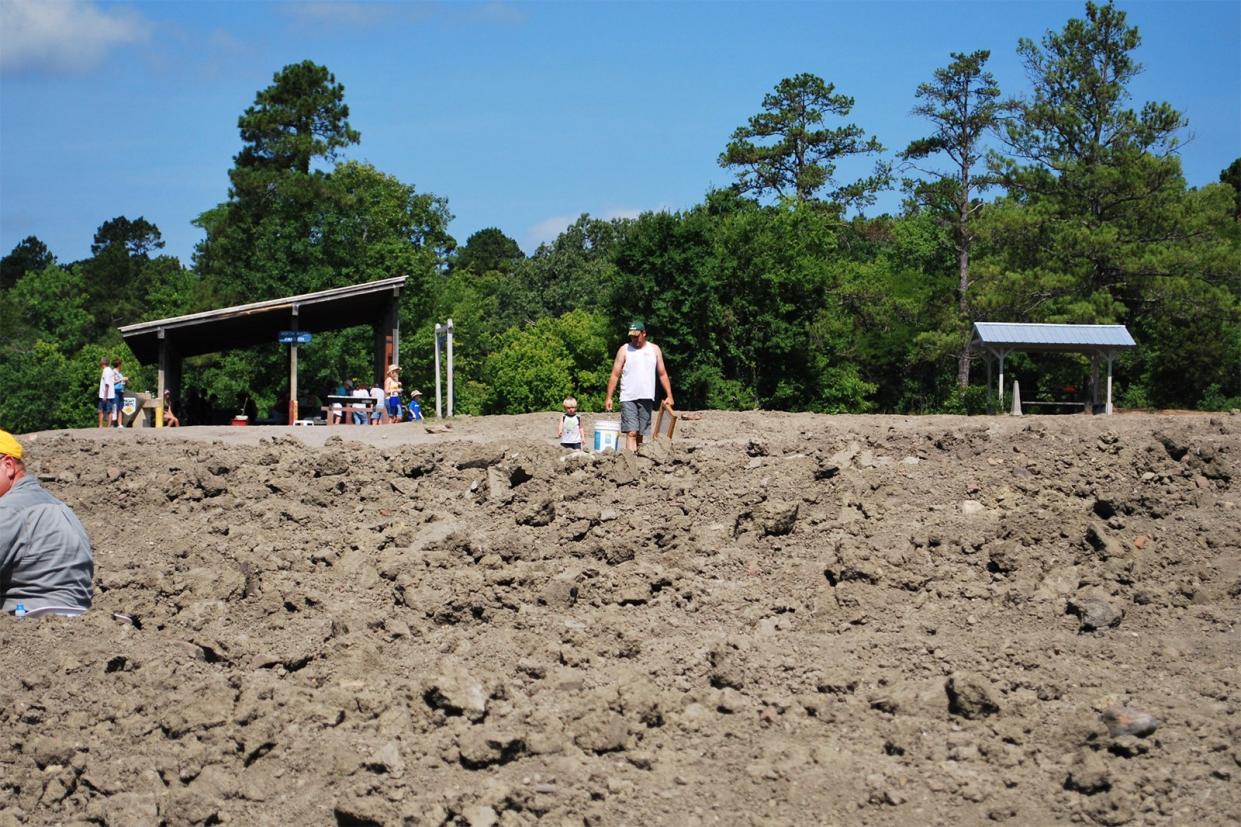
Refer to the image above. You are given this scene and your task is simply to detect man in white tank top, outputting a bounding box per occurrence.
[605,320,674,452]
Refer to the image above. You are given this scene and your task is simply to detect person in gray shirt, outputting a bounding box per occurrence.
[0,429,94,615]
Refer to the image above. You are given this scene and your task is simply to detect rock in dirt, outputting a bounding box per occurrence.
[423,667,489,722]
[1102,705,1159,738]
[1068,590,1124,632]
[946,673,1001,719]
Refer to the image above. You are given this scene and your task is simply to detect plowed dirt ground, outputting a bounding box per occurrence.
[2,411,1238,826]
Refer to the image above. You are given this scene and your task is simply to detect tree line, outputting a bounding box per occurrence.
[1,1,1237,433]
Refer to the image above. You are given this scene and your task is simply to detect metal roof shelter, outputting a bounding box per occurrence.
[970,323,1137,415]
[119,276,405,425]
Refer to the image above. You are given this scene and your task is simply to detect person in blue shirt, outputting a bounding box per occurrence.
[407,389,424,421]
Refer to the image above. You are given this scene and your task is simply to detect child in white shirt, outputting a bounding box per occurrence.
[557,396,583,450]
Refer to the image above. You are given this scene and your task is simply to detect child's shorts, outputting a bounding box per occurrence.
[560,442,582,451]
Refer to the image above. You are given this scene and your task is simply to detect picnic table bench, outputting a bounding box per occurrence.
[323,394,380,425]
[1021,400,1088,413]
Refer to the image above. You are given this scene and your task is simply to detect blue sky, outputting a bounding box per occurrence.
[1,0,1238,266]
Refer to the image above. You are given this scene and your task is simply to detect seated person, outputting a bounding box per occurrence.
[162,390,180,427]
[370,382,386,424]
[350,380,371,425]
[0,430,94,615]
[332,381,350,425]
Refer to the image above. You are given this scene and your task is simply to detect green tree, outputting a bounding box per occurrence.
[991,0,1188,305]
[497,214,629,330]
[0,341,81,433]
[235,60,360,177]
[902,50,1009,388]
[91,216,164,258]
[972,1,1240,407]
[481,310,611,415]
[719,73,888,209]
[197,60,367,304]
[1221,158,1241,219]
[454,227,524,275]
[6,264,92,351]
[191,62,452,414]
[80,216,168,332]
[0,235,55,290]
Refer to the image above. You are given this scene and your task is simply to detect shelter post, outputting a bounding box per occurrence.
[374,289,399,390]
[156,330,182,428]
[288,306,299,425]
[446,318,454,417]
[997,349,1008,410]
[1106,352,1115,415]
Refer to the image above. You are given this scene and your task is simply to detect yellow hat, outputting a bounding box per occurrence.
[0,429,22,460]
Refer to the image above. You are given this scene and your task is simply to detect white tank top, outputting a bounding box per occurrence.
[620,342,658,402]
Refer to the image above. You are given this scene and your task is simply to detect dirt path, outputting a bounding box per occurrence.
[3,411,1238,825]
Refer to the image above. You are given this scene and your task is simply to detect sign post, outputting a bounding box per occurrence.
[433,320,454,418]
[279,328,311,423]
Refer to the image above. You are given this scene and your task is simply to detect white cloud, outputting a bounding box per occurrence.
[524,205,667,250]
[279,1,401,28]
[525,214,575,249]
[280,0,525,29]
[603,207,644,221]
[0,0,151,74]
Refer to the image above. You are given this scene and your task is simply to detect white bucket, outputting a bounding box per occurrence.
[593,420,621,453]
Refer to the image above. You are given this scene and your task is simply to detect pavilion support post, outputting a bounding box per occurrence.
[156,332,182,428]
[288,307,299,426]
[997,349,1008,411]
[374,292,399,389]
[157,330,168,428]
[1105,352,1115,415]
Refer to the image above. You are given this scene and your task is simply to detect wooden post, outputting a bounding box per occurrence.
[156,329,167,428]
[288,307,299,426]
[374,290,399,391]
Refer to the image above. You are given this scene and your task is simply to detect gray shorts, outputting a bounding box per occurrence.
[620,399,653,435]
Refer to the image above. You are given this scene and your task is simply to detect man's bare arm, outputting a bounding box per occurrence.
[604,346,626,412]
[655,345,674,408]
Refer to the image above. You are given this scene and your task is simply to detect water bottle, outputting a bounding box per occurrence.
[14,603,27,618]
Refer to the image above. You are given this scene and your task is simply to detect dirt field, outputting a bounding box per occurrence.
[2,411,1238,826]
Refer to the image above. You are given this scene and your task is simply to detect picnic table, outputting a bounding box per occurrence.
[323,394,380,426]
[120,392,160,428]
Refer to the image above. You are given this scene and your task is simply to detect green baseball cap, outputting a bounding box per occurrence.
[627,320,645,334]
